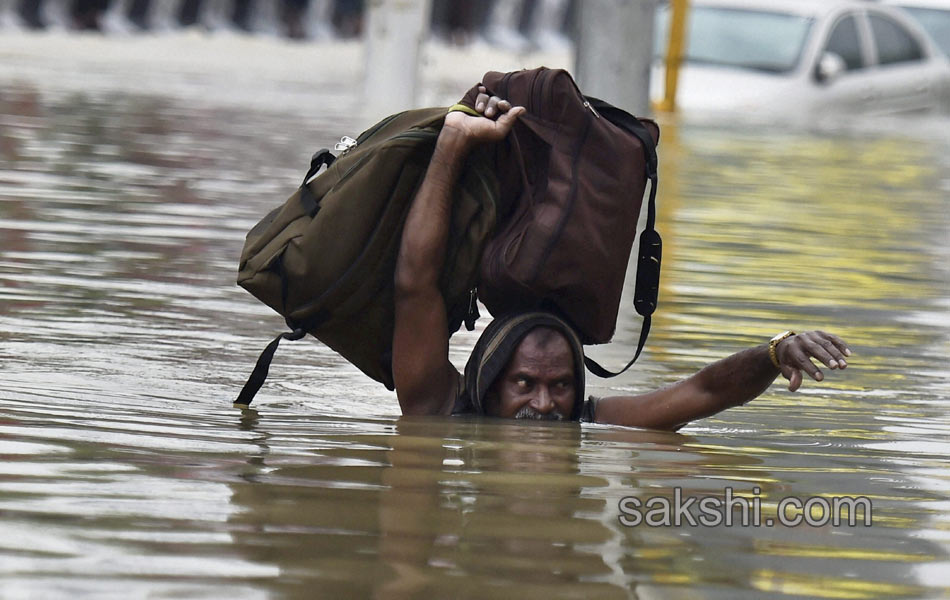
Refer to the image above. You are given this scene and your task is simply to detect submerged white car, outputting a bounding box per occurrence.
[653,0,950,117]
[882,0,950,57]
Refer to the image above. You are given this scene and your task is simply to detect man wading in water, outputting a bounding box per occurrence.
[393,89,851,430]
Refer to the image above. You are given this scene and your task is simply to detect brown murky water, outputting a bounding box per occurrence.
[1,34,949,600]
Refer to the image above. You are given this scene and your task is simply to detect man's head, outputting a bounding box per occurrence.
[485,327,576,420]
[463,312,585,420]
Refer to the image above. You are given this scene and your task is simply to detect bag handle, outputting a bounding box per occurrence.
[303,148,336,185]
[582,97,662,378]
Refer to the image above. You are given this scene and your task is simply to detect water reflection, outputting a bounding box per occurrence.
[225,414,693,599]
[1,37,950,598]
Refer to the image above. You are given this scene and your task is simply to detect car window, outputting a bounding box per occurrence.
[825,15,864,70]
[869,14,924,64]
[654,6,812,73]
[899,6,950,57]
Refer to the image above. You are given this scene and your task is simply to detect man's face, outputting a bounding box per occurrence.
[486,328,576,420]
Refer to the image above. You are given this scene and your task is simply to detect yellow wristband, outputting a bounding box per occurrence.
[448,103,480,117]
[769,331,795,369]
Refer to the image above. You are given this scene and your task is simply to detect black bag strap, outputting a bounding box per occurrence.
[582,97,662,378]
[235,150,337,406]
[235,326,306,406]
[584,315,651,379]
[303,148,335,184]
[236,252,305,406]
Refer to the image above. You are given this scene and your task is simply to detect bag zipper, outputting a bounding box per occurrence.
[334,111,435,159]
[583,100,601,118]
[527,98,594,285]
[334,136,357,156]
[328,129,436,195]
[464,288,480,331]
[356,110,405,144]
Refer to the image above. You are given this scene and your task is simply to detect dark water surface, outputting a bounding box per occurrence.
[1,34,949,600]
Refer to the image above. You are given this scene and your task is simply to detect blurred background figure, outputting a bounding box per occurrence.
[7,1,941,119]
[101,0,138,33]
[0,0,23,29]
[126,0,152,30]
[0,0,654,131]
[5,0,39,29]
[331,0,362,38]
[430,0,492,45]
[280,0,310,39]
[12,0,53,29]
[526,0,572,52]
[70,0,110,30]
[2,0,364,38]
[483,0,531,52]
[301,0,334,40]
[0,1,578,48]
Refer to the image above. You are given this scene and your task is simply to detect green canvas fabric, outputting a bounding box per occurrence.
[237,107,499,390]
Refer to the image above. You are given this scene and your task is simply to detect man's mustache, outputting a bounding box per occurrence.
[514,406,566,421]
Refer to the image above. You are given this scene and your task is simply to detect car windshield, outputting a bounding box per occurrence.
[899,6,950,57]
[656,6,813,73]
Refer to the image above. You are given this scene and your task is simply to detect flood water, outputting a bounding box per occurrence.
[1,33,949,600]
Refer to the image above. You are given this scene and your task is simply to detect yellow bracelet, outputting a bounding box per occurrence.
[448,103,480,117]
[769,331,796,369]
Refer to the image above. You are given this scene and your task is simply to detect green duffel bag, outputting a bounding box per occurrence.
[236,107,499,405]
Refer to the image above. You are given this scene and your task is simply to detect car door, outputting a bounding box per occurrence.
[863,9,940,113]
[813,11,878,114]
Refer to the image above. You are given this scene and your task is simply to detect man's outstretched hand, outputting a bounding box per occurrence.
[444,86,525,145]
[775,331,852,392]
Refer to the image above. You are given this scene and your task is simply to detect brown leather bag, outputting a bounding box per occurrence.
[458,68,661,377]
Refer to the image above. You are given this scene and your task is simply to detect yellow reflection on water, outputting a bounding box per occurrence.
[656,126,940,319]
[750,568,924,599]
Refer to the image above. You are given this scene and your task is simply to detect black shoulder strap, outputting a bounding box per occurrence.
[582,97,662,379]
[235,326,306,406]
[235,250,308,406]
[235,149,336,406]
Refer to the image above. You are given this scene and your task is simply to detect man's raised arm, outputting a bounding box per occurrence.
[392,91,524,416]
[593,331,852,430]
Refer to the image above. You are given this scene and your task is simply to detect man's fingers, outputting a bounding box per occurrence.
[493,106,525,133]
[788,346,824,382]
[472,85,518,120]
[482,96,513,119]
[799,331,849,369]
[780,364,802,391]
[774,331,851,392]
[485,96,502,117]
[780,364,803,391]
[780,365,794,381]
[825,331,852,357]
[498,105,525,121]
[815,337,847,369]
[475,92,490,113]
[788,369,802,392]
[800,336,840,370]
